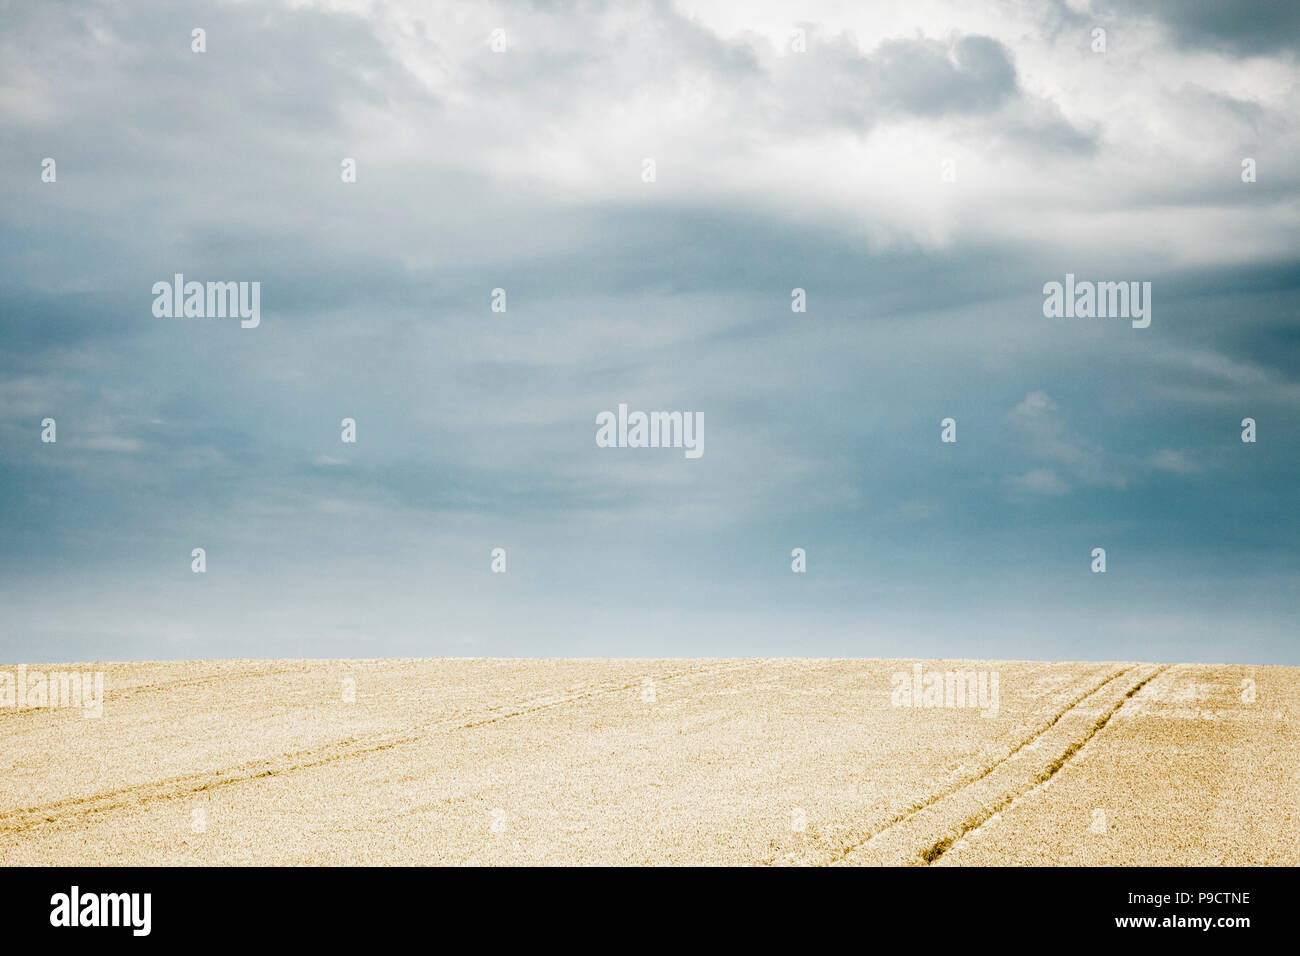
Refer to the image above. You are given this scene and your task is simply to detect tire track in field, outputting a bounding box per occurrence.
[0,660,756,835]
[812,664,1139,866]
[0,660,322,725]
[918,664,1169,865]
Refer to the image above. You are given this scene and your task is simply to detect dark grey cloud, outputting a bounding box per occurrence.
[777,32,1028,129]
[1101,0,1300,56]
[874,35,1018,115]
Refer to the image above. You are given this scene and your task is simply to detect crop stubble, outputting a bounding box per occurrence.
[0,658,1294,865]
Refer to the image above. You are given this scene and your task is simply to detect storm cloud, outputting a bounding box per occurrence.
[1,0,1296,664]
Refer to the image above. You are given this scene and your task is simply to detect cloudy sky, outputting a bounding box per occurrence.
[1,0,1297,664]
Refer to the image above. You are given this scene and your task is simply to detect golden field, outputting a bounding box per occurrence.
[0,658,1295,866]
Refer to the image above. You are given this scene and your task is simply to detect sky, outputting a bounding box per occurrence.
[0,0,1297,664]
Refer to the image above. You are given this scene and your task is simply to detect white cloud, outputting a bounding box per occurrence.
[79,435,143,453]
[1148,449,1199,474]
[1006,391,1124,489]
[1010,467,1070,496]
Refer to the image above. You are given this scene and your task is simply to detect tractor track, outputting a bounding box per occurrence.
[0,659,756,835]
[819,664,1165,866]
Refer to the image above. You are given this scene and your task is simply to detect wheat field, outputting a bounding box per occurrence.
[1,659,1295,866]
